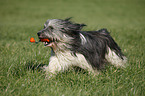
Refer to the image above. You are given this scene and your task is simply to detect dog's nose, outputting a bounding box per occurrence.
[37,32,41,36]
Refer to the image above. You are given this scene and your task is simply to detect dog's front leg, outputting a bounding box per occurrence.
[44,56,61,74]
[43,56,65,79]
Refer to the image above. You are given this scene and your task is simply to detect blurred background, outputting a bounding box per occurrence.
[1,0,144,28]
[1,0,144,41]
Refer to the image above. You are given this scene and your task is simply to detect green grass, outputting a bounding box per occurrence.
[0,0,145,96]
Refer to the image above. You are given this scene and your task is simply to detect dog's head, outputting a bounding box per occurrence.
[37,18,86,51]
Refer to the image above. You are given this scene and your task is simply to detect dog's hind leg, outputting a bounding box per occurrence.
[98,29,127,67]
[105,47,127,67]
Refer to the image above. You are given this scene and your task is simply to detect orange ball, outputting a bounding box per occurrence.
[30,37,35,43]
[40,39,50,42]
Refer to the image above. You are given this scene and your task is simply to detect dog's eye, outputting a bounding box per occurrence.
[48,26,54,32]
[49,26,54,30]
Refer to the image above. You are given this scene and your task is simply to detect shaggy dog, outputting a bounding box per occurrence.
[37,18,127,76]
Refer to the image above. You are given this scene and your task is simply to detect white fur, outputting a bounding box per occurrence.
[80,33,87,45]
[105,47,127,67]
[44,51,94,74]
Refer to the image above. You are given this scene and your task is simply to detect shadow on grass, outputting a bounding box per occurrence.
[11,60,126,79]
[9,61,47,77]
[25,62,89,75]
[24,61,46,72]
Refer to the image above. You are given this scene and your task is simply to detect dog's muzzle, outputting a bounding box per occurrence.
[37,31,54,47]
[37,31,42,38]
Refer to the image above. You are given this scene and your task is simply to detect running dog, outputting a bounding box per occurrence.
[37,18,127,75]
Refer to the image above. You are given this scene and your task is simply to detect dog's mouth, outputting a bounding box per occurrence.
[37,31,59,48]
[38,36,55,47]
[43,39,51,46]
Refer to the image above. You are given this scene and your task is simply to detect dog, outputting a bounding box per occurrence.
[37,18,127,76]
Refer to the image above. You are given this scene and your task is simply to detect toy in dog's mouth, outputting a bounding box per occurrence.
[38,37,52,46]
[39,37,56,47]
[30,37,53,46]
[40,38,52,46]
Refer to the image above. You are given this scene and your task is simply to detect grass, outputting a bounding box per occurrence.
[0,0,145,96]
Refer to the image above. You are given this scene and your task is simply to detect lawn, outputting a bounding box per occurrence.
[0,0,144,96]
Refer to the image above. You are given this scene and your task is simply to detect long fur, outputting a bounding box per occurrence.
[37,18,127,75]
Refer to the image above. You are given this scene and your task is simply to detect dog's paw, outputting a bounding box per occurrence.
[40,65,48,72]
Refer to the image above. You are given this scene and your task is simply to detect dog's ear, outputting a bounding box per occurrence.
[67,23,86,31]
[64,17,86,31]
[61,23,86,36]
[64,17,72,21]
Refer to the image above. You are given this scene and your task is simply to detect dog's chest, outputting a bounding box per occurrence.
[49,51,90,69]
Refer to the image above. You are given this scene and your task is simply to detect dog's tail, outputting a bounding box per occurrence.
[98,29,127,67]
